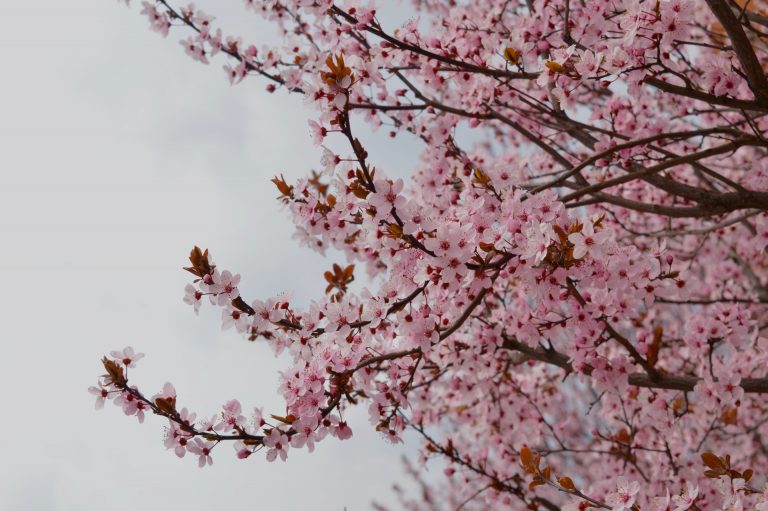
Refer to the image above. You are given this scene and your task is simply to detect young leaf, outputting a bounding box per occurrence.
[558,476,576,491]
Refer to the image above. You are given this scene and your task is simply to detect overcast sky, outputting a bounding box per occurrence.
[0,1,428,509]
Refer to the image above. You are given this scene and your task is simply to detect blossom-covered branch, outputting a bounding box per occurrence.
[95,0,768,509]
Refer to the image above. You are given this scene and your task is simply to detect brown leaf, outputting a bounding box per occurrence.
[232,296,256,316]
[520,445,533,468]
[445,439,454,457]
[350,181,370,199]
[701,451,727,471]
[473,168,492,188]
[101,357,127,387]
[503,47,521,65]
[307,170,329,196]
[383,223,403,239]
[614,428,631,445]
[558,476,576,491]
[323,263,355,297]
[552,224,569,245]
[721,407,738,425]
[154,397,177,415]
[270,414,295,425]
[544,60,566,73]
[271,174,294,199]
[183,246,212,278]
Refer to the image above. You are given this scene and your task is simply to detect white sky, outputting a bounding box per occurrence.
[0,1,428,509]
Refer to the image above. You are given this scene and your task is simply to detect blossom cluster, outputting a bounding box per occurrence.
[97,0,768,509]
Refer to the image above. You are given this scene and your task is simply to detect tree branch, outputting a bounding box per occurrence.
[704,0,768,103]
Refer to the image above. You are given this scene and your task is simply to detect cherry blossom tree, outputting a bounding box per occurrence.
[92,0,768,509]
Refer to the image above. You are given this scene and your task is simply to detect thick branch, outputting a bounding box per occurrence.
[704,0,768,103]
[500,335,768,394]
[645,77,768,112]
[628,374,768,393]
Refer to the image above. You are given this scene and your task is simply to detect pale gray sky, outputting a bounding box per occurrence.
[0,1,427,509]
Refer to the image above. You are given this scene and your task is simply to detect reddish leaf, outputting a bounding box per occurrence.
[232,296,256,316]
[558,476,576,491]
[183,246,212,278]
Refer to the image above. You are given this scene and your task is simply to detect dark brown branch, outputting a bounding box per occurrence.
[560,139,764,203]
[330,6,537,80]
[531,127,743,193]
[645,77,768,112]
[628,374,768,393]
[566,278,658,377]
[500,334,768,394]
[704,0,768,103]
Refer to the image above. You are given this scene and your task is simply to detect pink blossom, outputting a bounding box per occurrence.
[88,384,111,410]
[308,120,327,145]
[223,60,248,85]
[216,399,247,432]
[95,0,768,506]
[187,438,214,467]
[654,489,671,511]
[606,477,640,511]
[263,430,289,462]
[114,389,147,423]
[716,477,745,511]
[568,221,609,260]
[109,346,144,368]
[183,284,203,314]
[213,270,240,306]
[140,2,170,37]
[180,37,209,64]
[523,219,551,265]
[755,488,768,511]
[671,482,698,511]
[290,417,319,452]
